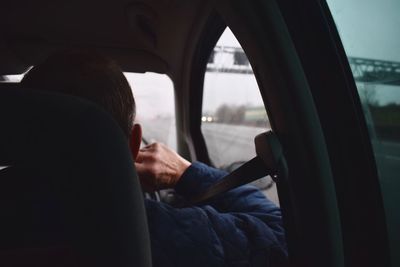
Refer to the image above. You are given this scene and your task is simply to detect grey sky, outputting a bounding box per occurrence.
[327,0,400,104]
[327,0,400,61]
[125,72,174,119]
[217,28,240,47]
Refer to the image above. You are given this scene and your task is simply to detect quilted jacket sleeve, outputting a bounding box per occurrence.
[145,162,288,267]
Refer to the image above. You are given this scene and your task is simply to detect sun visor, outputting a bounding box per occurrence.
[0,39,169,75]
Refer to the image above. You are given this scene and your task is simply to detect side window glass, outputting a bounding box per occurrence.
[202,28,278,204]
[327,1,400,265]
[0,74,24,82]
[0,72,177,150]
[125,73,176,150]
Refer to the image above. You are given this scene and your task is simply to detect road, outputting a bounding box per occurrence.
[141,120,400,207]
[141,119,279,204]
[141,119,268,167]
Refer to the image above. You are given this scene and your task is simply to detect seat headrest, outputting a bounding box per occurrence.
[0,86,151,267]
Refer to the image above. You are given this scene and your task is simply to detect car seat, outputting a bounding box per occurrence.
[0,85,151,267]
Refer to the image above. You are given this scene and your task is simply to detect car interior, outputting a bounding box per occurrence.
[0,88,151,266]
[0,0,398,267]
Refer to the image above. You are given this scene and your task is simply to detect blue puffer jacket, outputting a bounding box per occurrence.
[145,162,288,267]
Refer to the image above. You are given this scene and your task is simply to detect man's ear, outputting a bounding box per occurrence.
[129,123,142,161]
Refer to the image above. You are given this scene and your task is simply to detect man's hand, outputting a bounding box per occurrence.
[135,142,191,192]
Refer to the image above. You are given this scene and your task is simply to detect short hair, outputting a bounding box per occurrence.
[21,51,135,137]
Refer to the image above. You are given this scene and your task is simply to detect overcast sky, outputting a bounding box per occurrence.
[217,28,240,47]
[327,0,399,61]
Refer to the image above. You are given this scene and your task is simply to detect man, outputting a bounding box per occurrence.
[22,51,288,267]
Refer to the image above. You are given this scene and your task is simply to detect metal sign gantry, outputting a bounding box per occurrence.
[207,46,400,86]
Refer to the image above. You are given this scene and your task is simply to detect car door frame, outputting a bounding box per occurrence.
[181,1,390,267]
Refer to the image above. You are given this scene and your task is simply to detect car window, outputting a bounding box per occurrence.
[0,74,25,82]
[1,72,177,151]
[326,1,400,265]
[125,73,176,150]
[202,28,279,205]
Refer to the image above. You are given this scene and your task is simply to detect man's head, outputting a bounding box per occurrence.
[21,50,142,158]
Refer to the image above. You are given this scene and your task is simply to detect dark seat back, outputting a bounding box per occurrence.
[0,86,151,267]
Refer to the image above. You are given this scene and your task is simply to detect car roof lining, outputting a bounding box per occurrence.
[0,0,212,77]
[0,40,170,75]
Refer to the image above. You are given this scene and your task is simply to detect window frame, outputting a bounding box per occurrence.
[187,1,391,267]
[274,0,390,266]
[186,12,226,166]
[190,5,344,267]
[200,29,271,168]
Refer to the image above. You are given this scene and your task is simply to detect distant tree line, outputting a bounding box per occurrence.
[212,104,269,127]
[215,104,246,124]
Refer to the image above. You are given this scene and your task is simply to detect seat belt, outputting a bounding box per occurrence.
[186,131,288,206]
